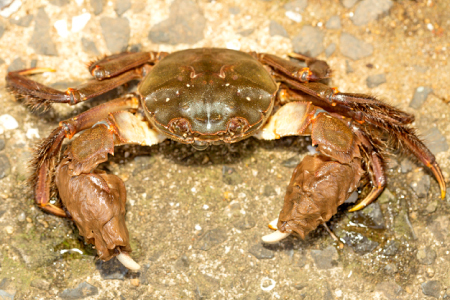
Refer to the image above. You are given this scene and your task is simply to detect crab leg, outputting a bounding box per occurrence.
[280,81,446,199]
[31,96,140,217]
[254,52,331,82]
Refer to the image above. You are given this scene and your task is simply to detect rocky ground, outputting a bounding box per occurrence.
[0,0,449,299]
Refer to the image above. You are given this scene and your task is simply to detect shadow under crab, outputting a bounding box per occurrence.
[6,48,446,270]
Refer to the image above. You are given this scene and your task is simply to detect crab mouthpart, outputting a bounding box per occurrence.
[117,252,141,271]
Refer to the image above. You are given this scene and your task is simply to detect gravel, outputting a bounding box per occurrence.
[340,32,374,60]
[292,25,324,57]
[100,17,130,53]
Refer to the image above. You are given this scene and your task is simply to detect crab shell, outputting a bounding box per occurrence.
[139,48,278,149]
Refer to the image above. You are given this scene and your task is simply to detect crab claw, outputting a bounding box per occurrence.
[261,218,291,244]
[117,252,141,271]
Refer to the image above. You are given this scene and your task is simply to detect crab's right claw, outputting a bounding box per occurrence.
[261,218,291,244]
[117,252,141,271]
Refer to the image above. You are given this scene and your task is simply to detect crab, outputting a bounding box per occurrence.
[6,48,446,271]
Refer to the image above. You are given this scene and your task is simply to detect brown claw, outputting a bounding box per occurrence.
[430,161,446,199]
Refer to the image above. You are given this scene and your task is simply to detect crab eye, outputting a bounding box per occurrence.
[227,117,249,135]
[168,118,192,136]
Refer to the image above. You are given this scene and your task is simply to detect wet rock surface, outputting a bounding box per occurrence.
[0,1,449,299]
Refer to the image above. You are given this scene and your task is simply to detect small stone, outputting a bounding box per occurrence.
[30,278,51,291]
[342,232,378,254]
[340,33,373,60]
[59,281,99,299]
[382,240,400,256]
[248,243,275,259]
[28,8,58,56]
[325,15,341,29]
[194,228,227,251]
[292,26,324,57]
[0,290,15,300]
[81,37,100,56]
[90,0,104,15]
[9,14,33,27]
[222,166,242,185]
[283,0,308,13]
[407,171,430,198]
[394,211,416,240]
[263,185,276,197]
[409,86,433,109]
[238,28,254,37]
[345,60,354,73]
[352,0,393,26]
[115,0,131,16]
[49,0,69,6]
[340,0,358,8]
[0,0,13,10]
[426,267,435,278]
[417,246,436,265]
[130,278,140,287]
[96,258,129,280]
[269,20,289,38]
[193,274,220,299]
[4,226,13,234]
[0,154,11,179]
[0,0,20,18]
[421,280,441,299]
[174,254,189,269]
[148,0,206,45]
[400,158,415,173]
[425,201,438,214]
[325,43,336,58]
[282,155,301,168]
[383,263,398,275]
[311,246,339,269]
[232,215,256,230]
[375,281,402,300]
[7,57,25,72]
[228,6,240,15]
[366,73,386,88]
[100,17,130,53]
[351,202,385,229]
[423,127,449,154]
[378,188,395,204]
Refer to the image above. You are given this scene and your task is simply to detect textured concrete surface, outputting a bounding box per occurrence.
[0,0,449,299]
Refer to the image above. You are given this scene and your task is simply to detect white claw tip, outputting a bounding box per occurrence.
[117,253,141,271]
[261,230,291,244]
[268,218,279,230]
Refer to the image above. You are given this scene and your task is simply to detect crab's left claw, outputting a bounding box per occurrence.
[430,161,446,200]
[261,218,291,244]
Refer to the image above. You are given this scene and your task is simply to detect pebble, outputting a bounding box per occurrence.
[95,258,129,280]
[7,57,24,73]
[90,0,103,15]
[0,154,11,179]
[28,8,58,56]
[0,20,5,39]
[130,278,140,287]
[148,0,206,45]
[81,37,100,56]
[325,15,341,29]
[0,0,21,18]
[100,17,130,53]
[9,14,33,27]
[382,240,399,256]
[283,0,308,13]
[342,232,379,254]
[345,60,354,73]
[0,0,13,10]
[0,114,19,134]
[421,280,441,299]
[30,278,51,291]
[49,0,69,6]
[228,6,240,15]
[310,246,338,269]
[174,254,190,269]
[375,281,402,299]
[417,246,436,265]
[193,274,220,299]
[409,86,433,109]
[194,227,227,251]
[407,171,430,198]
[263,185,276,197]
[394,211,416,240]
[232,215,256,230]
[340,0,358,8]
[222,166,242,185]
[59,282,99,299]
[0,139,4,151]
[292,25,324,57]
[340,33,374,60]
[248,243,275,259]
[238,28,254,37]
[269,20,289,38]
[0,290,14,300]
[4,226,13,234]
[366,73,386,88]
[115,0,131,16]
[282,155,301,168]
[423,127,449,154]
[400,158,415,173]
[352,0,393,26]
[351,201,385,229]
[325,43,336,58]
